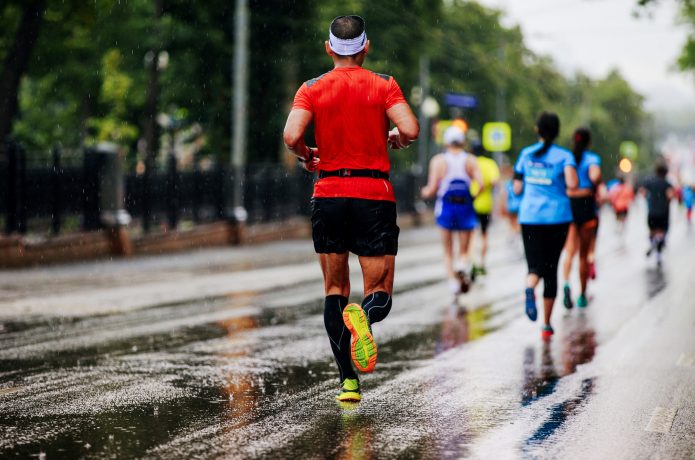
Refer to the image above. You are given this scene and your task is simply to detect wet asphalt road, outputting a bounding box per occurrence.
[1,203,694,459]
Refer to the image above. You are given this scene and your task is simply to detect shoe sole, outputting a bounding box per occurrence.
[525,290,537,322]
[343,304,377,373]
[526,304,537,321]
[336,391,361,402]
[541,330,554,341]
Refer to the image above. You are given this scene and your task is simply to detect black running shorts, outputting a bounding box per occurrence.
[476,212,491,235]
[647,214,669,232]
[311,198,399,256]
[570,196,598,227]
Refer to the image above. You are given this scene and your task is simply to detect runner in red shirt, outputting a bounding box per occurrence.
[283,15,418,403]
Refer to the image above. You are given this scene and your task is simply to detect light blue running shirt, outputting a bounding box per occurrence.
[576,150,601,190]
[514,142,576,225]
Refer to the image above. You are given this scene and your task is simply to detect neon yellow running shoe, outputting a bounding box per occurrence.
[336,378,361,402]
[342,303,378,373]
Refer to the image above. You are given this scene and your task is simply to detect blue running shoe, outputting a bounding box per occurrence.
[525,287,537,322]
[577,293,588,309]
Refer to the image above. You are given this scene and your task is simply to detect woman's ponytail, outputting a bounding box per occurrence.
[572,127,591,165]
[533,112,560,157]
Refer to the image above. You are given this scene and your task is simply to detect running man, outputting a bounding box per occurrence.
[472,141,500,277]
[561,127,601,310]
[513,112,578,341]
[639,162,675,267]
[421,126,483,296]
[283,15,418,403]
[608,176,634,234]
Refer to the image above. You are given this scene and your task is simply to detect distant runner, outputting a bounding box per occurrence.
[500,164,522,244]
[421,126,483,296]
[639,162,675,267]
[514,112,578,341]
[608,176,634,234]
[561,127,601,310]
[472,142,500,277]
[682,184,694,224]
[283,15,419,402]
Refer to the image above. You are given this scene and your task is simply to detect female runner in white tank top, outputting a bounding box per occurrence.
[421,126,483,295]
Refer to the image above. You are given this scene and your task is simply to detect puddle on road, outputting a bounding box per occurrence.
[0,283,574,459]
[517,314,597,454]
[0,279,459,458]
[252,303,501,459]
[524,378,595,450]
[434,303,495,355]
[0,294,502,458]
[522,315,596,406]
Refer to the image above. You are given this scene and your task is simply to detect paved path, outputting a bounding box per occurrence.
[0,204,693,459]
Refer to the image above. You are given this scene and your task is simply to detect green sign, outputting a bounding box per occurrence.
[482,122,512,152]
[619,141,638,160]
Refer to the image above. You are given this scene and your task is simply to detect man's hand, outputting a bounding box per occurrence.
[388,128,412,149]
[297,147,320,172]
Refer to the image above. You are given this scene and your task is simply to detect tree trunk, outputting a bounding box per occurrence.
[0,0,46,158]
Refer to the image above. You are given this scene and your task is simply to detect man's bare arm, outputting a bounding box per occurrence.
[386,103,419,148]
[283,109,313,160]
[283,109,319,171]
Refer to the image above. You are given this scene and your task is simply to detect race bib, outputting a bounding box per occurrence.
[526,161,553,186]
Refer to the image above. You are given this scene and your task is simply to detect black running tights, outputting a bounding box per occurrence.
[324,292,392,382]
[521,223,569,299]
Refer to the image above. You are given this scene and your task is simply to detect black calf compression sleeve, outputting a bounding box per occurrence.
[323,295,356,382]
[362,291,392,324]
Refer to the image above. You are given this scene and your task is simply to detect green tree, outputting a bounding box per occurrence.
[0,0,46,158]
[2,0,653,179]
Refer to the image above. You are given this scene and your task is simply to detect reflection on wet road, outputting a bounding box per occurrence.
[1,209,694,458]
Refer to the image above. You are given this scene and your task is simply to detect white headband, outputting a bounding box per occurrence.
[328,30,367,56]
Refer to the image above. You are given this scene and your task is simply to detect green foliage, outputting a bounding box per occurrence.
[86,49,139,146]
[677,1,695,78]
[423,1,651,178]
[2,0,651,178]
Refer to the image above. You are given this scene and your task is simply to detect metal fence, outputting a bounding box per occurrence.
[1,145,419,236]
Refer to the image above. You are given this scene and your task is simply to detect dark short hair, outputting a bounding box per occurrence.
[655,162,668,178]
[330,15,365,40]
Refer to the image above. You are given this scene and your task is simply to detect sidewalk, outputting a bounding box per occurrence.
[0,224,453,319]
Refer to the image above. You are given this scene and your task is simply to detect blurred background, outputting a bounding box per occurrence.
[0,0,693,256]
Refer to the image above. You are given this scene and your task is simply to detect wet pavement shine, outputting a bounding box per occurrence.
[1,204,694,459]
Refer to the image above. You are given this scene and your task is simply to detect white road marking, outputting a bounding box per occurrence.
[676,352,695,367]
[645,407,677,433]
